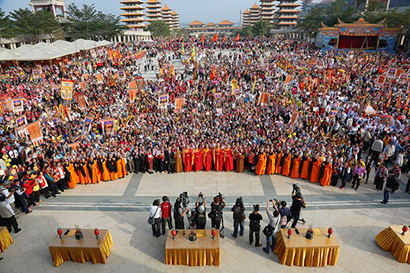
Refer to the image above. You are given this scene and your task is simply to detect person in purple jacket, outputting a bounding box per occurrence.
[352,160,366,190]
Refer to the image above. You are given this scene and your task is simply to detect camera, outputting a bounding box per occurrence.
[198,192,203,198]
[180,192,189,208]
[218,192,223,200]
[293,183,301,193]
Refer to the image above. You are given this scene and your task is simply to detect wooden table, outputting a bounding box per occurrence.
[375,226,410,263]
[0,227,14,253]
[165,229,220,266]
[49,228,113,267]
[273,228,340,267]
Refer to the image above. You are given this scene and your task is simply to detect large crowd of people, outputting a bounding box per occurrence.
[1,37,410,233]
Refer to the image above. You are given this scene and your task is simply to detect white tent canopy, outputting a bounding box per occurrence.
[0,39,113,61]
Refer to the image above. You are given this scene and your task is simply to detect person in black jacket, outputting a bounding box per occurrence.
[249,204,263,247]
[381,172,399,204]
[231,197,245,238]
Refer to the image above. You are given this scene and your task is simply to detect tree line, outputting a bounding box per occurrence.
[0,4,123,44]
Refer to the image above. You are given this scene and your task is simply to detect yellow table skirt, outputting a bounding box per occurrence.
[0,227,14,253]
[49,231,113,267]
[274,232,339,267]
[165,248,220,266]
[375,227,410,263]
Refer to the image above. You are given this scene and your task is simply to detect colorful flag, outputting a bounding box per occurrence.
[181,43,185,55]
[200,34,204,43]
[158,94,169,109]
[223,36,226,43]
[129,80,137,89]
[60,80,74,100]
[259,92,270,106]
[234,34,240,42]
[191,45,196,58]
[128,89,137,102]
[231,79,240,95]
[175,97,185,110]
[101,118,115,135]
[78,95,88,110]
[16,114,27,127]
[212,33,218,42]
[95,74,104,84]
[26,121,43,146]
[12,98,24,113]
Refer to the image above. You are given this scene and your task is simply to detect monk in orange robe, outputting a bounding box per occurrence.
[121,157,127,176]
[275,151,283,174]
[91,159,100,184]
[290,156,301,178]
[117,158,124,179]
[266,152,276,175]
[202,147,213,171]
[102,159,111,181]
[310,158,322,183]
[282,154,292,176]
[213,146,224,171]
[255,152,267,175]
[320,162,333,187]
[300,156,310,180]
[67,162,78,188]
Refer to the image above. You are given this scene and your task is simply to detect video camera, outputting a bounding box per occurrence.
[180,192,189,208]
[218,192,223,200]
[293,183,301,193]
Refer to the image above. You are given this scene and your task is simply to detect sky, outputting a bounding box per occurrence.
[0,0,260,24]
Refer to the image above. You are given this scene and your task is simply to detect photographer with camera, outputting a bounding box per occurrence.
[209,193,226,237]
[231,197,245,238]
[194,192,207,229]
[290,184,306,234]
[263,200,281,254]
[249,204,263,247]
[174,197,189,229]
[149,199,162,237]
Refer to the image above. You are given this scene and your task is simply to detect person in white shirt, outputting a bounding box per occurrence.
[263,200,281,254]
[1,181,16,213]
[150,199,162,237]
[0,195,21,233]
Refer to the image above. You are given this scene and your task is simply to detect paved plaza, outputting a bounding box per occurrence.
[1,170,410,273]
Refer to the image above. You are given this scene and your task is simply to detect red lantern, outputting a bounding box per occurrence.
[287,228,292,239]
[57,228,63,239]
[402,225,409,235]
[328,228,333,238]
[94,228,100,239]
[211,228,216,240]
[171,229,177,240]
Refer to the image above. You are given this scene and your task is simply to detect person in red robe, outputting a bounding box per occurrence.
[183,148,193,172]
[193,146,203,172]
[213,145,224,171]
[224,147,234,171]
[202,146,213,171]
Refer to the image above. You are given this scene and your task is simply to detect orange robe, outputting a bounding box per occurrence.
[102,160,110,181]
[91,161,100,184]
[266,154,276,175]
[320,164,333,187]
[83,163,91,184]
[78,164,88,184]
[290,156,301,178]
[67,163,78,188]
[121,158,127,176]
[300,157,310,180]
[117,159,124,179]
[255,153,267,175]
[282,155,291,176]
[310,159,322,183]
[275,152,283,174]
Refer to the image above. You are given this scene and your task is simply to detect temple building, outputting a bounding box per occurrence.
[185,20,237,37]
[260,0,275,23]
[161,5,173,29]
[241,9,251,27]
[145,0,162,23]
[120,0,146,30]
[171,10,180,30]
[276,0,301,29]
[316,18,400,51]
[30,0,66,19]
[249,3,261,26]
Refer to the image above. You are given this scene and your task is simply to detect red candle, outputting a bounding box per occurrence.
[171,229,177,239]
[57,228,63,239]
[211,228,216,240]
[402,225,408,235]
[328,228,333,238]
[94,228,100,239]
[288,228,292,239]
